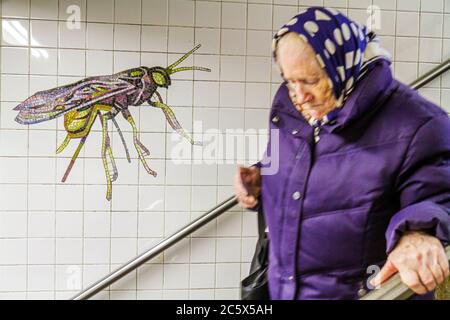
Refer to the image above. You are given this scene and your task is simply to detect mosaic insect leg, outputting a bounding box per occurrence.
[99,113,118,201]
[112,103,149,157]
[61,136,87,183]
[121,109,157,177]
[56,134,71,154]
[111,117,131,163]
[150,100,202,146]
[135,135,150,156]
[60,107,100,182]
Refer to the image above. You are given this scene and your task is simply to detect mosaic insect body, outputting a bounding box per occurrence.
[14,45,210,200]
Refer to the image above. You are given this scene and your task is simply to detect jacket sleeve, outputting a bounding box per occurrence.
[386,114,450,254]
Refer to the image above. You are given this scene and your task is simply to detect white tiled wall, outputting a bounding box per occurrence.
[0,0,449,300]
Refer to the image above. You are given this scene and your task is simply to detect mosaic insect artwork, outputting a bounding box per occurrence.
[14,45,210,200]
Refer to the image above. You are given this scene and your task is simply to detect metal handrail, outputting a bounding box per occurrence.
[72,58,450,300]
[409,58,450,90]
[72,196,238,300]
[361,245,450,300]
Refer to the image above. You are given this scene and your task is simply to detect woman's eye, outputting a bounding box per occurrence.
[287,79,319,87]
[305,79,319,85]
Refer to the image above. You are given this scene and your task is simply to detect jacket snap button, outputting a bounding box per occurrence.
[271,115,280,124]
[292,191,301,200]
[288,276,294,281]
[292,129,299,135]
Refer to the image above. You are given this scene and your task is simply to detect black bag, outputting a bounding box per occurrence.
[241,204,270,300]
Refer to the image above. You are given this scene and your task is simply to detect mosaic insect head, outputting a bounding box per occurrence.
[149,66,172,88]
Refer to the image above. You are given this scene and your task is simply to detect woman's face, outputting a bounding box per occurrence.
[277,34,337,120]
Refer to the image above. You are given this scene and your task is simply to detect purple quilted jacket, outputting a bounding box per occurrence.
[258,59,450,299]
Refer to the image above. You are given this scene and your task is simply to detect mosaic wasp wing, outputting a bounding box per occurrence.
[14,73,137,125]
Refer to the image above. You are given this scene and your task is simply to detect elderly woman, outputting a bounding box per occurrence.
[234,7,450,300]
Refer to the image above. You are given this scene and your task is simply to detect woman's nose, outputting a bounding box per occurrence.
[294,85,312,104]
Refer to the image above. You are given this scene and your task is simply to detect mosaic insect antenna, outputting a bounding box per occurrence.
[166,44,211,75]
[144,45,211,89]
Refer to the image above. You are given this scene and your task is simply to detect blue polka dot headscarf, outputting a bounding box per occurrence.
[272,6,392,109]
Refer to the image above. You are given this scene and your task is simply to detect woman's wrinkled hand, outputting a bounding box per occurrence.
[233,166,261,209]
[370,231,449,295]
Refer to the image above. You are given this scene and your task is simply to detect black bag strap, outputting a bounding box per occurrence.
[257,203,266,239]
[256,203,269,263]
